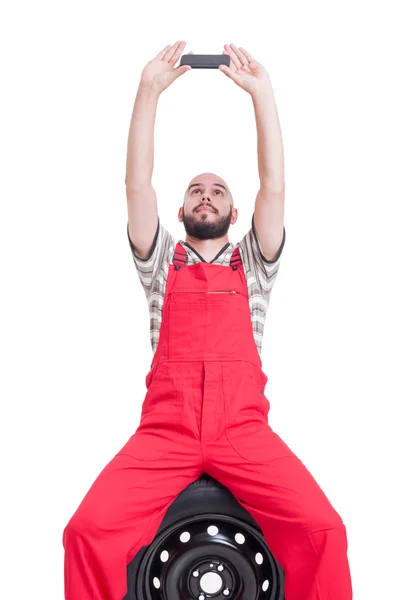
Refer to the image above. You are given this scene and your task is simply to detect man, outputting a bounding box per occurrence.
[63,42,353,600]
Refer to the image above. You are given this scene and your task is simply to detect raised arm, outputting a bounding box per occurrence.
[125,41,191,259]
[219,44,285,261]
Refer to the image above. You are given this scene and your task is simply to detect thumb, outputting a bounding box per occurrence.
[174,65,191,78]
[167,55,192,88]
[175,51,193,78]
[219,64,240,83]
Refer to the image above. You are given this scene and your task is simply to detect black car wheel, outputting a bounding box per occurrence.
[125,473,285,600]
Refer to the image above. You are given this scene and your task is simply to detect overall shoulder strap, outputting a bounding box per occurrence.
[172,242,188,270]
[229,246,242,270]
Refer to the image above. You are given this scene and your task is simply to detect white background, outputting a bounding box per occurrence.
[1,1,397,598]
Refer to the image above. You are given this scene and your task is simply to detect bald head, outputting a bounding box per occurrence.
[184,173,234,207]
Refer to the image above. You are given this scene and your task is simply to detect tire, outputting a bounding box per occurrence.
[125,473,285,600]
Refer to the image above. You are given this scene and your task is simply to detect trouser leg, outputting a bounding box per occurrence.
[208,438,352,600]
[63,426,203,600]
[204,361,353,600]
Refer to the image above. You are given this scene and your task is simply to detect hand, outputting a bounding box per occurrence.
[140,41,192,95]
[219,44,271,96]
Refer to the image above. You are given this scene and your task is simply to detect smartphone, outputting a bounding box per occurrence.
[180,54,230,69]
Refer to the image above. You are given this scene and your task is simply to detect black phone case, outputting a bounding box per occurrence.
[180,54,230,69]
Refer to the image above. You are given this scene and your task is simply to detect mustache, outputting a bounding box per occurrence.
[195,205,216,213]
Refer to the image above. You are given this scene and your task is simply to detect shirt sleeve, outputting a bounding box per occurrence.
[238,213,286,294]
[127,217,175,297]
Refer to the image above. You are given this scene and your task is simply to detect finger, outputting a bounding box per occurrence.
[230,43,249,66]
[222,48,238,72]
[222,49,236,70]
[224,44,242,69]
[223,44,239,69]
[164,41,180,62]
[239,46,256,63]
[170,40,187,65]
[219,64,241,83]
[156,44,172,60]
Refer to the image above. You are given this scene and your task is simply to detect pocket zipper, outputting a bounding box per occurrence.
[173,290,240,294]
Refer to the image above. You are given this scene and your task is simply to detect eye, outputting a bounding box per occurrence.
[214,190,222,195]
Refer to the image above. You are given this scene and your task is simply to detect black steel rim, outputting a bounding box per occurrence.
[135,513,282,600]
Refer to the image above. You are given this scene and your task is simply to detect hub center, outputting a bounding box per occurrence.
[200,572,223,594]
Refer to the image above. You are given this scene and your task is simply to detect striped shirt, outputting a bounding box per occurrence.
[127,214,285,355]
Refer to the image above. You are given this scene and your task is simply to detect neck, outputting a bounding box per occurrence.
[184,234,230,262]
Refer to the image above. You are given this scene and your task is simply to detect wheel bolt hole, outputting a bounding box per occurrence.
[152,577,160,589]
[207,525,219,536]
[160,550,169,562]
[255,552,263,564]
[235,533,245,544]
[180,531,191,543]
[262,580,270,591]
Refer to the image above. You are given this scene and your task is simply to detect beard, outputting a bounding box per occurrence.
[182,205,233,240]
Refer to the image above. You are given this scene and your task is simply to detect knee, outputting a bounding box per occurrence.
[310,503,347,536]
[308,509,349,557]
[62,514,80,547]
[63,510,97,547]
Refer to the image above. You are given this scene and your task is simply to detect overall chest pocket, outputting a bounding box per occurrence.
[167,292,246,359]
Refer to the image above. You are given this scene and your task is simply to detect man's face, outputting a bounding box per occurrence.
[179,177,237,240]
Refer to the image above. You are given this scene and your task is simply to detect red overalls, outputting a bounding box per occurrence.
[63,243,353,600]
